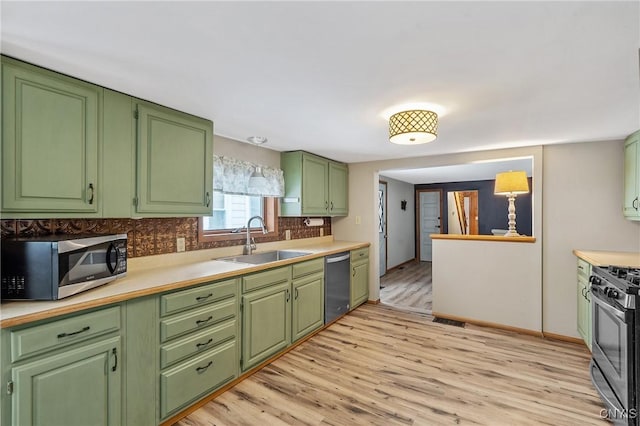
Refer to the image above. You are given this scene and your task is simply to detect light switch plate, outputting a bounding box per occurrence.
[355,216,361,225]
[176,237,186,252]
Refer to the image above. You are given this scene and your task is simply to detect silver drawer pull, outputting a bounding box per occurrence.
[196,293,213,302]
[196,338,213,349]
[196,316,213,326]
[196,361,213,373]
[57,326,90,339]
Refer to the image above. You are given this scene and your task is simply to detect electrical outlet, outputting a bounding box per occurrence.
[176,237,186,252]
[355,215,361,225]
[285,230,291,240]
[320,228,324,237]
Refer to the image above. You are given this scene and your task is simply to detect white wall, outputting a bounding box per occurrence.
[213,134,280,168]
[542,140,640,337]
[433,239,541,332]
[380,175,415,269]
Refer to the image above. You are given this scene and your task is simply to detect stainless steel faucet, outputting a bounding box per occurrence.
[243,216,268,255]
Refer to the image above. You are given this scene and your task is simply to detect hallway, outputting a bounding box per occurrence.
[379,261,432,314]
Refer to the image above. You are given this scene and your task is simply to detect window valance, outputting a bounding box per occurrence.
[213,155,284,197]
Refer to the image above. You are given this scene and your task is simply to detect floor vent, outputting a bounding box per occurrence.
[433,317,465,328]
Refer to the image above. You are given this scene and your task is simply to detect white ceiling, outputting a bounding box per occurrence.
[380,157,532,185]
[1,1,638,164]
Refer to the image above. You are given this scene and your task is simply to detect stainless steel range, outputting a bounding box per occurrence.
[590,266,640,425]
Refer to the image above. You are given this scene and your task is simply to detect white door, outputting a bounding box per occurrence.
[378,182,387,276]
[419,191,440,261]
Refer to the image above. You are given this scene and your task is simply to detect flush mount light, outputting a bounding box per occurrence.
[247,136,268,145]
[388,110,438,145]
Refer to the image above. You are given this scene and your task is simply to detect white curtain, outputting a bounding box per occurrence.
[213,155,284,197]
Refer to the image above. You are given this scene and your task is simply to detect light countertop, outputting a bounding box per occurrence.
[0,237,369,328]
[573,249,640,268]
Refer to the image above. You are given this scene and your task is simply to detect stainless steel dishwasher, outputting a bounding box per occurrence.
[324,251,351,324]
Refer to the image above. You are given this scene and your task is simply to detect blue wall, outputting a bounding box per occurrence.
[415,178,533,236]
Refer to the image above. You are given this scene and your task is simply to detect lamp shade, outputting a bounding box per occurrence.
[494,171,529,195]
[389,110,438,145]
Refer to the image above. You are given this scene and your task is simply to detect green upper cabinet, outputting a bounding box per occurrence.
[1,56,102,216]
[280,151,348,217]
[134,101,213,215]
[1,56,214,218]
[328,162,348,215]
[301,154,330,215]
[623,130,640,220]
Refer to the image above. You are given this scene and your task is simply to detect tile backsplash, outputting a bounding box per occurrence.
[0,217,331,258]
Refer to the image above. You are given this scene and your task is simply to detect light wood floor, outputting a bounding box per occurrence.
[380,261,432,314]
[176,304,606,426]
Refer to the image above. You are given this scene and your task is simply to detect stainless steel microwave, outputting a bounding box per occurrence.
[1,234,127,300]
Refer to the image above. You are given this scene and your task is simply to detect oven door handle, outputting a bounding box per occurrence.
[591,289,627,322]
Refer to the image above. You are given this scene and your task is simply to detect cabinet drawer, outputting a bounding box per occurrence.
[160,340,237,418]
[292,258,324,279]
[351,247,369,262]
[242,267,290,293]
[577,259,591,280]
[160,299,236,343]
[11,306,120,362]
[160,279,237,317]
[160,319,236,369]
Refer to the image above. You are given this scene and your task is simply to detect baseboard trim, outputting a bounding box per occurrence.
[542,331,586,346]
[366,299,380,305]
[432,311,543,338]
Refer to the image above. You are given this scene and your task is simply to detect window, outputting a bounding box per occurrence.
[202,193,263,231]
[198,195,278,242]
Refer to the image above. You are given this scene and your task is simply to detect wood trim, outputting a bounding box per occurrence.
[160,305,364,426]
[197,197,279,243]
[542,331,586,346]
[430,234,536,243]
[379,180,388,275]
[415,188,443,262]
[366,299,381,305]
[432,311,544,338]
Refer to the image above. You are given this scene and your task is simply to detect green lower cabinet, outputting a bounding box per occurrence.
[576,258,592,351]
[292,272,325,343]
[350,249,370,310]
[241,281,291,371]
[12,336,121,426]
[160,340,237,419]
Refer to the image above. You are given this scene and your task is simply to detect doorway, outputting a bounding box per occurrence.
[447,190,479,235]
[416,189,442,262]
[378,181,387,277]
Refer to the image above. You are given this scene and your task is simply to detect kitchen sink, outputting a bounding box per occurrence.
[218,250,311,265]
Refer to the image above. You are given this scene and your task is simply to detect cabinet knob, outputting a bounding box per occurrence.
[634,197,639,210]
[205,192,211,207]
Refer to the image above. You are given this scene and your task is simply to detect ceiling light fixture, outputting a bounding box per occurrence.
[388,110,438,145]
[247,136,268,145]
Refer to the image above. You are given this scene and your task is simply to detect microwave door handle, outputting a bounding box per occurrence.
[106,243,118,274]
[591,290,627,322]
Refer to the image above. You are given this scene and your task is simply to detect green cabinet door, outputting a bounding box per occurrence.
[301,154,329,215]
[577,280,591,348]
[328,162,348,216]
[624,132,640,219]
[135,101,213,215]
[12,336,121,426]
[350,260,369,310]
[292,272,324,342]
[241,282,291,371]
[2,57,101,215]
